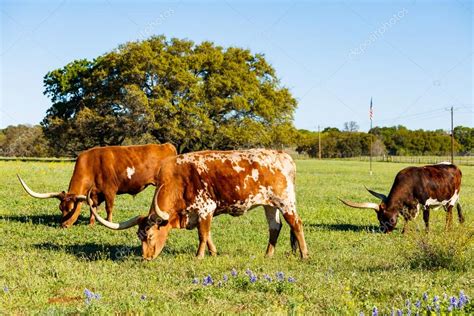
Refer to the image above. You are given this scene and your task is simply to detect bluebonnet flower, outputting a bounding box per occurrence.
[192,277,199,284]
[397,309,402,316]
[459,290,468,306]
[359,312,364,316]
[287,277,296,283]
[140,294,146,300]
[245,268,253,276]
[433,295,439,303]
[426,305,431,312]
[84,288,101,304]
[263,274,272,282]
[447,305,453,312]
[249,275,257,283]
[372,307,378,316]
[450,296,457,307]
[415,300,421,308]
[276,271,285,281]
[84,288,93,299]
[202,275,213,286]
[231,268,238,277]
[3,286,8,293]
[223,274,228,282]
[422,292,428,301]
[405,299,411,307]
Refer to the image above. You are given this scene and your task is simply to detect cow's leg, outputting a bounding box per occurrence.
[264,205,282,257]
[104,193,115,222]
[89,205,96,226]
[281,211,308,259]
[206,232,217,256]
[196,215,213,259]
[423,206,430,232]
[457,203,465,224]
[445,205,454,230]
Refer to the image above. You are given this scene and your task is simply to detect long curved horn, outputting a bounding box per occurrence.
[87,189,141,230]
[338,198,380,211]
[17,174,62,199]
[364,186,387,201]
[152,185,170,221]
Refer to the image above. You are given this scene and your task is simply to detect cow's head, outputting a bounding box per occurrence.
[339,187,398,233]
[17,175,87,228]
[87,185,173,260]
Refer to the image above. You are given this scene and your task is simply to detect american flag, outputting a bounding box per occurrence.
[369,97,373,120]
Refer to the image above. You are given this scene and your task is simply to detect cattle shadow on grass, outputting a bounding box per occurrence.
[34,242,142,261]
[34,242,197,261]
[308,223,381,233]
[0,214,90,227]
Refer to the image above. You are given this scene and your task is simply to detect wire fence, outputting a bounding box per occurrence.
[355,155,474,166]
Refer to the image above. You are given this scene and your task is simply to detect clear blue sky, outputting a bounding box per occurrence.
[1,0,472,131]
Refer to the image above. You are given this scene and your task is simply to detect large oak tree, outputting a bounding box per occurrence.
[42,36,297,156]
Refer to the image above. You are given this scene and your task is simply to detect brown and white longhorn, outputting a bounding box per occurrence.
[340,163,464,233]
[18,144,176,228]
[88,149,309,260]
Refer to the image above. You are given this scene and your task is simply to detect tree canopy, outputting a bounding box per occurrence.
[42,36,297,156]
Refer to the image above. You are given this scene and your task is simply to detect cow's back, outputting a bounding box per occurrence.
[165,149,296,217]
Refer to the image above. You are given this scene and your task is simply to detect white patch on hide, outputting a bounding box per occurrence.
[425,190,459,209]
[126,167,135,179]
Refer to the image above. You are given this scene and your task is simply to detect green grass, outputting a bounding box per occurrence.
[0,160,472,314]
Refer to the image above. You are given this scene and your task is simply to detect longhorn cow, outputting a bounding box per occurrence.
[18,144,177,228]
[87,149,309,260]
[340,163,464,233]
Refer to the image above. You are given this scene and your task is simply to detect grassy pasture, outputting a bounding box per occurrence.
[0,160,472,314]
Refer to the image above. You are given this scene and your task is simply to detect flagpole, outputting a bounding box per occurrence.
[369,97,373,176]
[370,118,373,175]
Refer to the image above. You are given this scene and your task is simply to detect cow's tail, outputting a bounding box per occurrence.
[457,202,465,224]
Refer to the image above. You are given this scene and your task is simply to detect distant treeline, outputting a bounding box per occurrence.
[296,125,473,158]
[1,123,472,158]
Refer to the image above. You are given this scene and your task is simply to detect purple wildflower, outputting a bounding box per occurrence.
[84,288,93,299]
[433,295,439,303]
[231,268,238,277]
[276,271,285,281]
[84,288,100,304]
[223,274,228,282]
[397,309,402,316]
[287,277,296,283]
[450,296,457,307]
[459,290,468,305]
[405,299,411,307]
[263,274,272,282]
[3,286,8,293]
[245,268,253,276]
[192,277,199,284]
[415,300,421,308]
[372,307,378,316]
[202,275,213,286]
[422,292,428,301]
[140,294,146,300]
[249,275,257,283]
[447,305,453,312]
[359,312,364,316]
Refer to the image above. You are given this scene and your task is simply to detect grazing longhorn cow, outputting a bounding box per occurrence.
[87,149,309,260]
[340,163,464,233]
[18,144,177,228]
